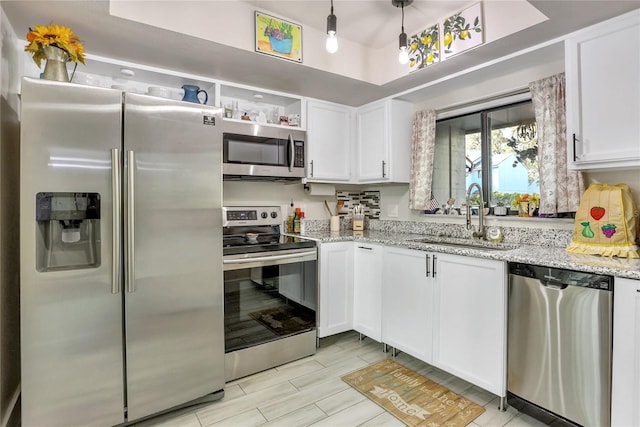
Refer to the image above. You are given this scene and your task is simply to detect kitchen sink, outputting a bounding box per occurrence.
[410,238,518,251]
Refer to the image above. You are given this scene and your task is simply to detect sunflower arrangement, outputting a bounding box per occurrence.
[25,24,86,67]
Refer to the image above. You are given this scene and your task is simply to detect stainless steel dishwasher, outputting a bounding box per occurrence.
[507,262,613,427]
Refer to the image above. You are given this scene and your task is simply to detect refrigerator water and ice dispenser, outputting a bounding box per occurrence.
[35,192,101,272]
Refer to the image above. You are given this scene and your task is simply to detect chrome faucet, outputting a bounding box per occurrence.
[466,183,485,239]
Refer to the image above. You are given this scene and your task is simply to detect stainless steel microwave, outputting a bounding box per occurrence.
[222,121,306,180]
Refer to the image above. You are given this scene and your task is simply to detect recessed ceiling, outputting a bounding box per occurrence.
[245,0,472,48]
[2,1,639,106]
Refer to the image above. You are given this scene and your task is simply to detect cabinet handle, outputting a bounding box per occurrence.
[572,133,578,162]
[309,160,314,177]
[432,255,437,278]
[382,160,387,178]
[357,246,373,250]
[426,254,430,277]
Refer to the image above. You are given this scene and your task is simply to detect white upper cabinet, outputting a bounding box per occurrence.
[306,99,354,182]
[356,99,413,183]
[565,10,640,170]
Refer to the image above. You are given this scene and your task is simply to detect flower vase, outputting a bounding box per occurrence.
[42,45,69,82]
[518,202,529,217]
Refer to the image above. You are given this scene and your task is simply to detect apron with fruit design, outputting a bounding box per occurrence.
[566,183,639,258]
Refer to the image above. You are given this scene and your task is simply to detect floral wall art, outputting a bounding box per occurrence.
[441,2,484,60]
[255,11,302,63]
[408,23,439,72]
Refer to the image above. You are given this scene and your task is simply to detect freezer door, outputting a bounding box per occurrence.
[19,78,125,426]
[123,93,224,422]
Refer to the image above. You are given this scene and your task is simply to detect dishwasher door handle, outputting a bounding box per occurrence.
[540,280,568,290]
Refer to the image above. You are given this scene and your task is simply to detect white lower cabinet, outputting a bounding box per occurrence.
[318,242,354,338]
[611,277,640,427]
[353,243,383,342]
[317,241,508,397]
[381,246,433,363]
[432,254,507,396]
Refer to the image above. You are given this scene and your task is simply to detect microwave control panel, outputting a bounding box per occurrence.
[294,141,305,168]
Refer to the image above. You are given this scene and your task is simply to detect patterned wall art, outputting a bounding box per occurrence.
[255,11,303,63]
[408,23,440,72]
[441,2,484,60]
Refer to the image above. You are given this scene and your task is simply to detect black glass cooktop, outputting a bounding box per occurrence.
[222,225,315,255]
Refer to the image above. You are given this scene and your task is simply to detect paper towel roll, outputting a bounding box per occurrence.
[306,183,336,196]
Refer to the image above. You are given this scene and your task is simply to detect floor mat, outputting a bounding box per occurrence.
[342,358,485,426]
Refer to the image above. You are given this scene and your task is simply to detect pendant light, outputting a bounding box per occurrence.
[393,0,413,64]
[326,0,338,54]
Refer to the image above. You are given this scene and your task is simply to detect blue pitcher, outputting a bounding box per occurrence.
[181,85,208,104]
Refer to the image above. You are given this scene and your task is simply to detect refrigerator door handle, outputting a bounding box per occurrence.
[111,148,121,294]
[126,150,135,293]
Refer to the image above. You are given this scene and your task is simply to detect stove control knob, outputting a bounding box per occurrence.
[261,211,268,219]
[271,211,278,219]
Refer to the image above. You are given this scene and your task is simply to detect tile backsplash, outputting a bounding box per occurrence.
[336,191,380,218]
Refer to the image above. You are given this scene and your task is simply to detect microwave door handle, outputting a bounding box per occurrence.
[288,134,294,172]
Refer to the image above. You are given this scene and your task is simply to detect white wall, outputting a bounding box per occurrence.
[109,0,547,87]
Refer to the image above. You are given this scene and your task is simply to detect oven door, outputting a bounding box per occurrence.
[223,247,317,354]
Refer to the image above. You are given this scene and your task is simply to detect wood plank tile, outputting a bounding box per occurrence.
[308,399,385,427]
[315,387,367,415]
[289,356,370,389]
[197,381,298,426]
[238,359,325,394]
[258,377,350,420]
[358,411,406,427]
[207,408,266,427]
[261,404,327,427]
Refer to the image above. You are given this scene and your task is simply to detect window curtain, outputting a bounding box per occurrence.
[529,73,584,215]
[409,109,437,210]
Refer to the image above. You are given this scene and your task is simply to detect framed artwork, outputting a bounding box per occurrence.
[255,11,303,63]
[408,23,440,72]
[441,2,484,60]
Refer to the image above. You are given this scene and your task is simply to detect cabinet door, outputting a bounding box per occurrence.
[381,246,432,363]
[353,244,382,342]
[566,11,640,169]
[357,102,388,182]
[306,100,352,181]
[432,254,507,396]
[318,242,354,338]
[611,277,640,427]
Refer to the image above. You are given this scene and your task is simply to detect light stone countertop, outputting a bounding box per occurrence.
[293,229,640,280]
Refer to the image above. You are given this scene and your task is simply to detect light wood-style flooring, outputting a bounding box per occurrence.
[146,331,548,427]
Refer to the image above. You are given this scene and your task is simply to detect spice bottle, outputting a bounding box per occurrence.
[299,211,306,234]
[293,208,301,233]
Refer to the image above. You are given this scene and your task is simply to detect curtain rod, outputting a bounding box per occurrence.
[436,87,531,118]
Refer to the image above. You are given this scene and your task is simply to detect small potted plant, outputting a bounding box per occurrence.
[25,24,85,82]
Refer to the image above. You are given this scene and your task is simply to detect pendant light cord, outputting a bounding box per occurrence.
[401,1,405,33]
[331,0,334,15]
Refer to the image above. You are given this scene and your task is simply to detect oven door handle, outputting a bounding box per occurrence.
[224,251,317,264]
[223,250,317,270]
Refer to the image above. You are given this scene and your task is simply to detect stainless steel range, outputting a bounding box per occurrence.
[222,206,317,381]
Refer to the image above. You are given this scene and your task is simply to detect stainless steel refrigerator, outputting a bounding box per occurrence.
[19,77,224,426]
